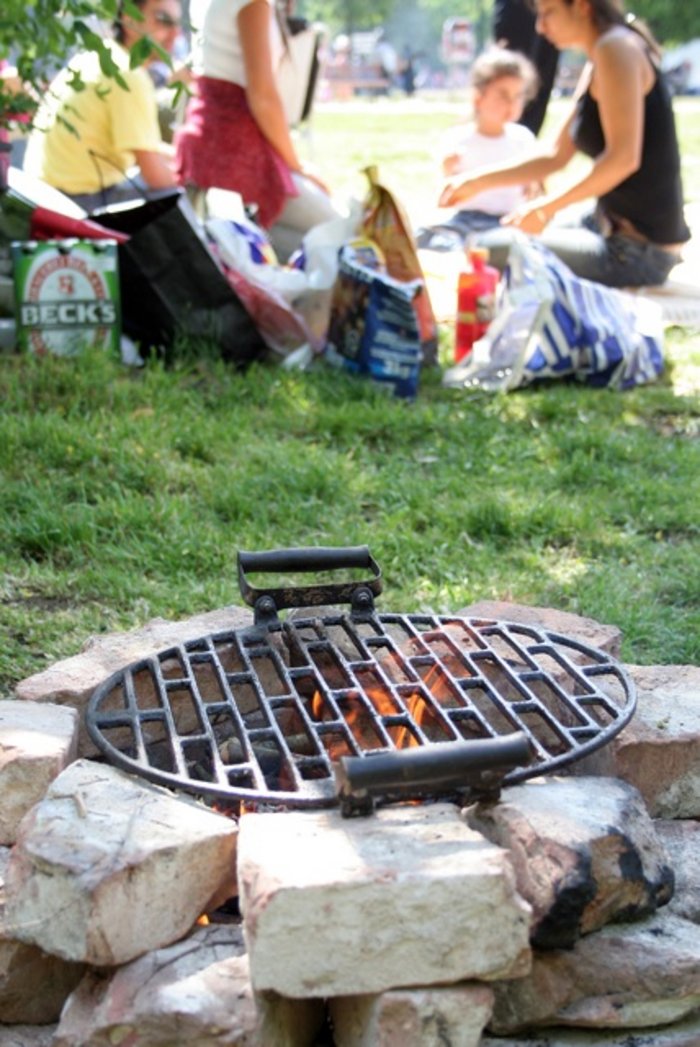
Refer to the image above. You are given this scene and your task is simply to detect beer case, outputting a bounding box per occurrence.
[12,238,120,356]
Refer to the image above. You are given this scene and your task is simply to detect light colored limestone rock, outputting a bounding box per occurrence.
[13,605,254,756]
[456,601,622,656]
[0,849,84,1024]
[0,1026,57,1047]
[570,665,700,818]
[239,802,532,998]
[655,819,700,922]
[481,1008,700,1045]
[465,776,674,949]
[53,923,323,1047]
[5,759,237,966]
[330,983,494,1047]
[488,910,700,1034]
[0,700,78,844]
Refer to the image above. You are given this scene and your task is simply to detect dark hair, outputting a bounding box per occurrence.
[549,0,661,59]
[470,47,539,102]
[113,0,146,45]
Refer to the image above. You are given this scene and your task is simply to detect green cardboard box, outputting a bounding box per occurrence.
[12,238,120,356]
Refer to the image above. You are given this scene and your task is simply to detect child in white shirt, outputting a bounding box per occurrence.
[417,47,540,249]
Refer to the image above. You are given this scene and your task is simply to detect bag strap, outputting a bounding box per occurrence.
[88,149,151,209]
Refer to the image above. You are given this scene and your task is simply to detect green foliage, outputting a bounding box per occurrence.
[302,0,393,34]
[303,0,493,62]
[0,0,163,130]
[633,0,700,46]
[301,0,700,65]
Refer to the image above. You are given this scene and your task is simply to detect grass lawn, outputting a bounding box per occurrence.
[1,95,699,691]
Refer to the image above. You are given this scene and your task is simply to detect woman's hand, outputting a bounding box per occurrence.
[296,164,330,196]
[501,201,551,234]
[438,174,484,208]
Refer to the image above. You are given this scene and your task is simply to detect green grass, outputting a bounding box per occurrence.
[1,97,699,690]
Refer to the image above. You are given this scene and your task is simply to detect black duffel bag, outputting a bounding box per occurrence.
[92,190,265,366]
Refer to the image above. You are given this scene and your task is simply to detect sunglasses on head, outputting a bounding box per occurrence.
[154,11,181,27]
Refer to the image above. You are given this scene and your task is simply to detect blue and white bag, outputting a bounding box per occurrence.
[443,236,664,392]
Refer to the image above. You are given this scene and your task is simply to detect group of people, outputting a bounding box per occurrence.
[20,0,690,288]
[24,0,338,260]
[438,0,690,287]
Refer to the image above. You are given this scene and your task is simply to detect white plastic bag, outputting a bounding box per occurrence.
[289,203,362,346]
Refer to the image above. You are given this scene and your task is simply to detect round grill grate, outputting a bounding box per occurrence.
[86,608,636,810]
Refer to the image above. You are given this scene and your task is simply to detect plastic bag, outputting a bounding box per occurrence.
[443,236,664,392]
[206,215,314,359]
[288,203,362,347]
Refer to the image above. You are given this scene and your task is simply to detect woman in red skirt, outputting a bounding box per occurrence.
[175,0,338,259]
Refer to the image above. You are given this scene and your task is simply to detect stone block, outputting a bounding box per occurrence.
[456,601,622,656]
[239,802,531,998]
[0,1026,58,1047]
[655,818,700,922]
[0,700,78,844]
[481,1007,700,1045]
[5,760,237,966]
[571,665,700,818]
[465,775,674,949]
[53,924,323,1047]
[488,910,700,1034]
[14,606,254,756]
[330,983,494,1047]
[0,849,84,1024]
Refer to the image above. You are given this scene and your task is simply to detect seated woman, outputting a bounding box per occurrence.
[24,0,180,211]
[174,0,338,261]
[417,47,540,251]
[439,0,690,288]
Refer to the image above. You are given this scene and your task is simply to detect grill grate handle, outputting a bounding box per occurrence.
[335,731,532,816]
[237,546,383,622]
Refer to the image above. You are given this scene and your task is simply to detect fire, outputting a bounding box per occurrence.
[310,681,444,761]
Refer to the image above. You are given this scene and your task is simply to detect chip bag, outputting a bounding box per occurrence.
[326,243,423,399]
[360,165,438,364]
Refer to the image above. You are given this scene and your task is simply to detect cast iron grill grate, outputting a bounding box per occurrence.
[86,547,635,812]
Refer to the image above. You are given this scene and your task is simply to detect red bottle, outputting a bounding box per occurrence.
[454,247,499,362]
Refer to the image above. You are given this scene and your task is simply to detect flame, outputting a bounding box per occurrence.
[310,685,433,760]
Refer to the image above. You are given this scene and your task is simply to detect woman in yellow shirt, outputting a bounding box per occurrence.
[25,0,181,211]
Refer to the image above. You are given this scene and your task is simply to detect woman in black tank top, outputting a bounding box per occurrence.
[438,0,691,287]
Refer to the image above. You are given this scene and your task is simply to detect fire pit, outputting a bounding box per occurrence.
[86,547,636,814]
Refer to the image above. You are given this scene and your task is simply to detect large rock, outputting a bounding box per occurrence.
[488,910,700,1034]
[456,601,622,656]
[465,776,674,949]
[0,849,84,1024]
[5,760,237,966]
[570,665,700,818]
[0,700,78,844]
[0,1027,57,1047]
[13,606,254,756]
[330,984,494,1047]
[238,802,531,998]
[53,924,323,1047]
[655,819,700,922]
[481,1008,700,1045]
